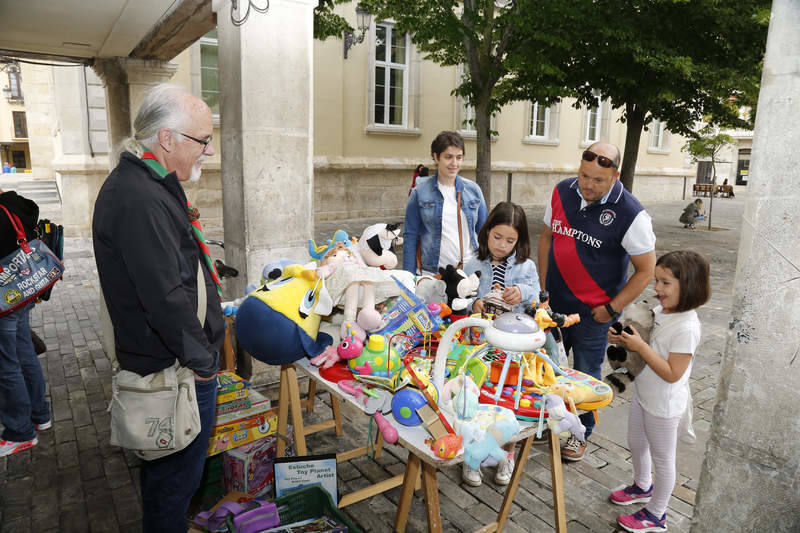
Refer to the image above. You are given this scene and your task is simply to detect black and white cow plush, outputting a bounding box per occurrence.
[357,223,403,269]
[605,299,655,393]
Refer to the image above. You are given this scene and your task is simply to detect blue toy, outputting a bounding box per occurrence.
[459,404,521,470]
[307,230,351,261]
[391,388,429,426]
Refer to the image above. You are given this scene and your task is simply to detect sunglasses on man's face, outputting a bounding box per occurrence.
[582,150,617,169]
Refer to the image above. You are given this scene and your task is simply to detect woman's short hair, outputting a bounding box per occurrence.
[656,250,711,312]
[431,131,465,158]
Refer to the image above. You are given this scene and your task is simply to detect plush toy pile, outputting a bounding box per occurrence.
[229,222,614,477]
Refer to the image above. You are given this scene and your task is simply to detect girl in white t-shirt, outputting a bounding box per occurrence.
[606,251,710,533]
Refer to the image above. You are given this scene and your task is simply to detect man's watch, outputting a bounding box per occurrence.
[605,303,620,320]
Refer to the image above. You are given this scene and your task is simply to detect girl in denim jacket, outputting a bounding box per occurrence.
[465,202,540,316]
[460,201,541,487]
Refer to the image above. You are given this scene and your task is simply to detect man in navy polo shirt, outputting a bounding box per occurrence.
[537,142,656,461]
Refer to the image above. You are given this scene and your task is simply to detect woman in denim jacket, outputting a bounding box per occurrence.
[403,131,488,275]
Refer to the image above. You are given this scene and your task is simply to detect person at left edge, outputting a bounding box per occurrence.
[0,189,52,457]
[92,83,224,533]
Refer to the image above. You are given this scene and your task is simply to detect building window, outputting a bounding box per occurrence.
[584,90,602,143]
[736,149,750,185]
[461,103,476,133]
[200,30,219,116]
[522,101,559,145]
[580,89,610,147]
[373,23,408,127]
[366,22,421,135]
[455,64,497,138]
[11,150,26,169]
[696,161,713,184]
[12,111,27,138]
[7,67,22,100]
[530,102,550,138]
[648,119,670,152]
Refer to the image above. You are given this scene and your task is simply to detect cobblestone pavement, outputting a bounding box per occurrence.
[0,186,743,532]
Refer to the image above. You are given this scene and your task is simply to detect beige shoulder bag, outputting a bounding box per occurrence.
[105,263,207,460]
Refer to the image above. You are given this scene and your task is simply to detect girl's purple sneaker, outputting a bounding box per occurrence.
[609,483,654,505]
[617,508,667,533]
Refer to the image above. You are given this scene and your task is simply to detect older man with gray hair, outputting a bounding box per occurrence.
[93,83,223,532]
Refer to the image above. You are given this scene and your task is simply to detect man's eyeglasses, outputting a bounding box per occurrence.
[180,132,213,152]
[582,150,617,169]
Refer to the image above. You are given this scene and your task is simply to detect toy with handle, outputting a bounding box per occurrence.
[372,410,398,444]
[402,355,455,435]
[338,381,399,444]
[432,312,568,394]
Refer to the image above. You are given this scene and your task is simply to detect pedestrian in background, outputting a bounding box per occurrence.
[409,163,429,195]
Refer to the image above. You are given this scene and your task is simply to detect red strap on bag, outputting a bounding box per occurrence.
[0,204,32,266]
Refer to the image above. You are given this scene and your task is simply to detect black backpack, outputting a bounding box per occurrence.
[35,219,64,301]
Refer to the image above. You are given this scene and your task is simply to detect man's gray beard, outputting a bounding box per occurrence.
[190,155,207,182]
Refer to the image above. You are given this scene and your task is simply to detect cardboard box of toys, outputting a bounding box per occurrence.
[222,430,294,498]
[209,372,273,456]
[208,403,278,456]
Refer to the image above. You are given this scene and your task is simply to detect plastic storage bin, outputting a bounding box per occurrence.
[272,485,362,533]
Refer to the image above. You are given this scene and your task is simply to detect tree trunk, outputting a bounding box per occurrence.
[474,95,493,202]
[708,159,716,230]
[619,103,646,192]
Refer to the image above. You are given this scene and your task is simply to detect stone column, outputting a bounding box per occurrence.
[18,63,56,181]
[51,65,109,237]
[93,58,178,161]
[92,58,132,161]
[59,58,179,237]
[214,0,316,385]
[692,1,800,531]
[123,59,180,127]
[213,0,317,299]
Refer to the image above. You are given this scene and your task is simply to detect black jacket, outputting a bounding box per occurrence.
[92,152,223,377]
[0,191,39,258]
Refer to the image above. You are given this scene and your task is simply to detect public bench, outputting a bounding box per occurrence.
[693,184,713,197]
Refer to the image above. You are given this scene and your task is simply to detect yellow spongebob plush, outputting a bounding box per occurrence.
[235,263,333,364]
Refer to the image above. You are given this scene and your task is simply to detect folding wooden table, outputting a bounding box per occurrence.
[276,358,568,533]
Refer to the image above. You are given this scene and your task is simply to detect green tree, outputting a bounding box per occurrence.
[358,0,571,199]
[683,125,733,230]
[528,0,769,192]
[314,0,353,40]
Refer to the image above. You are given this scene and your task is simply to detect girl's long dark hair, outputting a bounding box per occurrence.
[477,202,530,264]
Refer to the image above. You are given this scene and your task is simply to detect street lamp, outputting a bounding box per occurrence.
[343,5,371,59]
